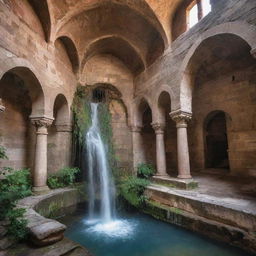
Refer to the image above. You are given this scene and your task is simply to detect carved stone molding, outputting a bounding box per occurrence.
[250,48,256,59]
[30,116,54,135]
[170,110,192,128]
[130,125,142,133]
[151,122,165,134]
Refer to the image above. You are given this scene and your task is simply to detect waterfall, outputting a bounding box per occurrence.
[86,103,115,223]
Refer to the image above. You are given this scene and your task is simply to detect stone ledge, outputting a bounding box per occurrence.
[151,176,198,189]
[1,237,93,256]
[143,201,256,255]
[145,185,256,232]
[17,187,85,247]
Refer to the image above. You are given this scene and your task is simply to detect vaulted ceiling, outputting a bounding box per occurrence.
[15,0,184,76]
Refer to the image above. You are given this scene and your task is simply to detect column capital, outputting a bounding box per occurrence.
[170,110,192,128]
[30,116,54,128]
[151,122,165,134]
[250,48,256,59]
[56,124,73,132]
[130,125,142,133]
[0,98,5,112]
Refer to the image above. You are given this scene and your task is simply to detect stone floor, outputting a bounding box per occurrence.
[188,170,256,214]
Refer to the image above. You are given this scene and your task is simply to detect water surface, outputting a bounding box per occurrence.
[61,211,252,256]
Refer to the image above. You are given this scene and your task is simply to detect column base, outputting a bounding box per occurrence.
[151,176,198,190]
[178,174,192,179]
[32,185,50,194]
[154,173,170,178]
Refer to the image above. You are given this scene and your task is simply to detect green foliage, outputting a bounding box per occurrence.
[119,176,149,207]
[72,87,92,143]
[7,208,28,240]
[137,163,155,179]
[47,167,80,189]
[0,168,31,241]
[0,146,8,159]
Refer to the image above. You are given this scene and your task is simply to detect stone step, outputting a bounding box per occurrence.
[143,200,256,255]
[145,184,256,232]
[151,176,198,189]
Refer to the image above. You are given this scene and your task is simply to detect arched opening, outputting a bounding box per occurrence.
[186,33,256,176]
[48,94,71,174]
[139,99,156,167]
[0,67,44,171]
[157,91,177,175]
[204,111,229,170]
[73,84,132,177]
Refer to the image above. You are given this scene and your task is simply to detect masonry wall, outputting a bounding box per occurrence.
[110,100,133,175]
[189,66,256,176]
[0,1,76,172]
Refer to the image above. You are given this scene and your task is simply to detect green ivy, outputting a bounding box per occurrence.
[72,87,92,143]
[47,167,80,189]
[137,163,156,179]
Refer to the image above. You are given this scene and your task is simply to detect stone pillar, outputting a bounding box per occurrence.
[170,110,192,179]
[131,125,143,174]
[152,122,168,177]
[55,124,73,170]
[30,116,54,193]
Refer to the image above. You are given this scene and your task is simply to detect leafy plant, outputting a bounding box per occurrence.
[47,167,80,189]
[137,163,155,179]
[7,208,28,240]
[119,176,150,207]
[0,168,31,241]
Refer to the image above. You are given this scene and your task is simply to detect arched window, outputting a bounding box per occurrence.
[187,0,211,29]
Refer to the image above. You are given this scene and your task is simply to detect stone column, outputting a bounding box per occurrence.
[152,122,168,177]
[55,124,73,170]
[170,110,192,179]
[30,116,54,192]
[131,125,143,174]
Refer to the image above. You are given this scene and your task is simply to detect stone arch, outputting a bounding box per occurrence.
[0,59,46,117]
[133,96,153,127]
[179,21,256,113]
[54,36,79,73]
[203,110,232,170]
[52,94,71,125]
[81,35,145,76]
[153,86,174,123]
[47,93,72,174]
[0,64,46,170]
[28,0,52,41]
[53,0,168,49]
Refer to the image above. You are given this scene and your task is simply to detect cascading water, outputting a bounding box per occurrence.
[84,102,135,237]
[86,103,115,223]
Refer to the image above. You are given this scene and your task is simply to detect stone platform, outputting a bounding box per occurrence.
[151,175,198,189]
[144,172,256,254]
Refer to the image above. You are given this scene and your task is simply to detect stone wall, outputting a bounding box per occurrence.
[109,100,133,174]
[190,65,256,176]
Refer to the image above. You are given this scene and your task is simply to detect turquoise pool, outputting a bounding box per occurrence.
[61,211,252,256]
